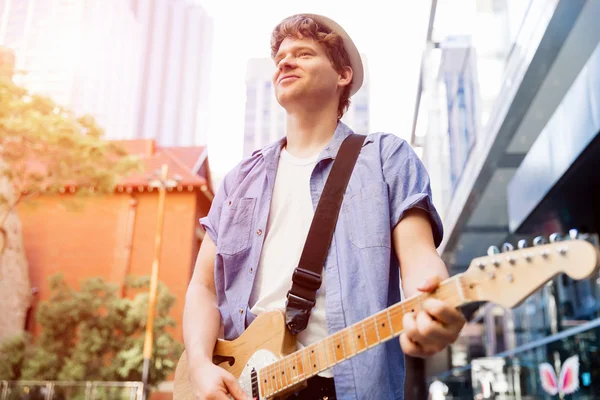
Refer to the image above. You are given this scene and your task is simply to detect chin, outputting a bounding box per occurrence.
[276,91,300,108]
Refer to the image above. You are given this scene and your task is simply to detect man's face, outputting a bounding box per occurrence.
[272,36,344,110]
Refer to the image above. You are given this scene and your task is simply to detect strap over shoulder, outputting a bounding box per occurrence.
[286,133,366,334]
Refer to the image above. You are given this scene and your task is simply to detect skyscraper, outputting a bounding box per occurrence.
[130,0,213,146]
[0,0,213,146]
[242,55,370,157]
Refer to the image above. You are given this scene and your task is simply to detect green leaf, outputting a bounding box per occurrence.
[1,273,181,387]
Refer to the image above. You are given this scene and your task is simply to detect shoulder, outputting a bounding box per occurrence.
[221,139,280,191]
[362,132,415,162]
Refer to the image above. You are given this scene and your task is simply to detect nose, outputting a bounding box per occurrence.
[277,55,295,71]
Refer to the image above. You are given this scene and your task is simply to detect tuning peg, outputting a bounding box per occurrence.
[569,229,579,240]
[517,239,528,249]
[549,233,562,243]
[502,242,514,252]
[533,236,547,246]
[487,246,500,256]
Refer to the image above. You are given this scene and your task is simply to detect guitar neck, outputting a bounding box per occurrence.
[259,274,470,398]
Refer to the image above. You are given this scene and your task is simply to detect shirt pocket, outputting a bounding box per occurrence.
[343,181,391,249]
[217,197,256,255]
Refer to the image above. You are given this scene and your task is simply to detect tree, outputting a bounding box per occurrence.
[0,274,183,391]
[0,63,142,249]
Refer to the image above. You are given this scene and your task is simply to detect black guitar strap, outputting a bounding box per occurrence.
[285,133,366,335]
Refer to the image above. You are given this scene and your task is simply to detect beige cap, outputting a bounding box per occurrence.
[284,13,364,97]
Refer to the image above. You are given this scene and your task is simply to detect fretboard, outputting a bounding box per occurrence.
[259,275,467,398]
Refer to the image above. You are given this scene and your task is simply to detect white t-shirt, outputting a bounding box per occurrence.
[249,147,332,377]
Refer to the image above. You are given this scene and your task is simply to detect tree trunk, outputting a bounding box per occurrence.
[0,178,31,342]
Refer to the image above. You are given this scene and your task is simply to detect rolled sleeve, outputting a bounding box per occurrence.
[382,136,444,247]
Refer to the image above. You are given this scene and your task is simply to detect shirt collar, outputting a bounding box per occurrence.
[260,121,371,169]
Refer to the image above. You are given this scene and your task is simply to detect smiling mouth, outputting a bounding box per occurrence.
[279,76,299,83]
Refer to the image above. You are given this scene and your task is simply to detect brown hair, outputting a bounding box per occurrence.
[271,15,352,119]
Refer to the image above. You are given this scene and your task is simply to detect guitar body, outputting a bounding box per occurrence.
[174,310,304,399]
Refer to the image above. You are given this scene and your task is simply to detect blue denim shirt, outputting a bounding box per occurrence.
[200,122,443,399]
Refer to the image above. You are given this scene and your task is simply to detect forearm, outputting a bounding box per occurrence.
[183,282,222,366]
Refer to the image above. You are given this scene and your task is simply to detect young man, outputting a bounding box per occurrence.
[182,13,466,400]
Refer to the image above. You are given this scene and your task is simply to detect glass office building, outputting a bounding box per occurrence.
[413,0,600,398]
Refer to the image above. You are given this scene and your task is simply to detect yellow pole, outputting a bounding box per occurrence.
[142,164,168,396]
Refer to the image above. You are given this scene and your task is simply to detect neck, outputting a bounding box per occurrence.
[284,102,339,159]
[258,274,470,399]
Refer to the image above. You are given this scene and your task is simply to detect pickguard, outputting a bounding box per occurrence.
[238,349,279,400]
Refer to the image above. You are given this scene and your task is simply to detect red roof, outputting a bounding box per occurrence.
[112,139,209,189]
[165,146,207,172]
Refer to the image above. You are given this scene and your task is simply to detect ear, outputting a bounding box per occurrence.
[338,66,353,89]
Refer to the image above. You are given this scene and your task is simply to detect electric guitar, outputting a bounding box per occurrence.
[174,233,600,399]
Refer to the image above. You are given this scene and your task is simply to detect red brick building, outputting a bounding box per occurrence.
[18,139,213,343]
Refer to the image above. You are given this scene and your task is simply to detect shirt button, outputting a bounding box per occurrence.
[249,267,253,274]
[239,308,244,315]
[257,229,263,236]
[227,200,232,206]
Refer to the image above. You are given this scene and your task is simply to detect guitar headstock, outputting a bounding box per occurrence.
[460,230,600,308]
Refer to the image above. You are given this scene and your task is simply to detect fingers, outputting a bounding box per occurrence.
[423,298,466,327]
[400,328,425,357]
[415,308,456,345]
[416,275,442,292]
[222,372,249,400]
[401,308,463,358]
[402,312,437,357]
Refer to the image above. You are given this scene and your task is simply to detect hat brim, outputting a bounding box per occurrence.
[288,13,364,97]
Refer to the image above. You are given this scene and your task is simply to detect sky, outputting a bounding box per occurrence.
[198,0,432,182]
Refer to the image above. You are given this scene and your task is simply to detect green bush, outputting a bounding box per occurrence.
[0,274,182,389]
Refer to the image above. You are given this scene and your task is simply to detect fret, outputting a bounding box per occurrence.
[322,340,331,369]
[281,359,289,389]
[308,346,319,374]
[317,347,323,372]
[386,309,394,335]
[354,321,368,353]
[330,336,338,363]
[340,331,347,359]
[374,312,392,340]
[350,324,359,355]
[287,355,295,384]
[297,351,306,380]
[417,295,423,311]
[333,332,345,360]
[293,352,301,382]
[390,304,404,333]
[281,357,294,386]
[303,348,312,376]
[270,364,277,395]
[407,298,417,314]
[363,316,379,348]
[262,366,270,397]
[315,341,327,371]
[361,320,370,348]
[297,350,306,380]
[373,315,381,343]
[276,360,283,391]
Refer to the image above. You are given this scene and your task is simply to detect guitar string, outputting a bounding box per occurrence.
[261,283,472,395]
[265,273,534,396]
[261,281,471,386]
[261,285,463,379]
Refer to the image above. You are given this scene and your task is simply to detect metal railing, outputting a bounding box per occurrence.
[0,381,144,400]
